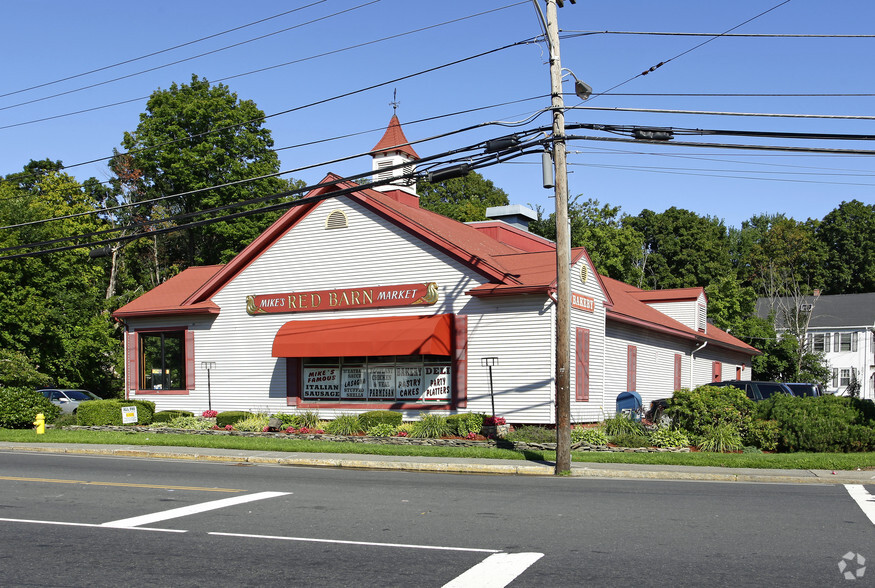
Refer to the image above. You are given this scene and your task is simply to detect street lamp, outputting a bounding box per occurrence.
[481,357,499,416]
[201,361,216,411]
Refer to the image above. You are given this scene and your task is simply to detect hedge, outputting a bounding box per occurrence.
[216,411,254,427]
[152,410,195,424]
[0,387,61,429]
[755,395,875,452]
[76,399,155,426]
[358,410,402,430]
[446,413,485,437]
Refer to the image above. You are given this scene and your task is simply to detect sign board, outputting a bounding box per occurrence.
[246,282,438,315]
[121,406,138,424]
[302,368,340,400]
[571,292,595,313]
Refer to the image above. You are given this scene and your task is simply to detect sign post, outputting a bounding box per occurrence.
[121,405,138,425]
[201,361,216,411]
[481,357,499,416]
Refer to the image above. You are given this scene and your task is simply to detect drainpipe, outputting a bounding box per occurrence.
[690,340,708,389]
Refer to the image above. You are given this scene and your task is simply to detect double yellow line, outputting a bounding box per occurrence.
[0,475,244,493]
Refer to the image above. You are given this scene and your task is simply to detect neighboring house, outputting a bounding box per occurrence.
[113,116,758,423]
[756,293,875,399]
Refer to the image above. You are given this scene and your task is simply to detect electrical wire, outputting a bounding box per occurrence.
[565,133,875,155]
[0,2,330,100]
[0,1,382,113]
[561,30,875,39]
[566,104,875,120]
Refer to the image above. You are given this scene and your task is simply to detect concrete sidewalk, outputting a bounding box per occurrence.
[2,441,874,485]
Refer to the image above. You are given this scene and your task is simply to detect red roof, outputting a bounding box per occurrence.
[112,175,757,356]
[114,266,222,318]
[371,114,419,160]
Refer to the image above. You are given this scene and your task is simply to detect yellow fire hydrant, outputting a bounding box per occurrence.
[33,413,45,435]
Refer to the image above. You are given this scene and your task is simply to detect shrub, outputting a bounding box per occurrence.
[167,415,214,430]
[483,415,506,426]
[610,433,651,448]
[216,411,254,427]
[411,414,450,438]
[696,423,743,453]
[0,387,61,428]
[359,410,402,430]
[326,414,363,435]
[447,413,485,437]
[53,412,78,427]
[202,410,218,418]
[755,394,875,452]
[666,385,755,438]
[233,414,270,432]
[367,423,399,437]
[571,426,609,445]
[76,399,155,426]
[296,410,321,429]
[506,425,555,444]
[601,413,645,437]
[649,428,691,449]
[152,410,194,423]
[744,419,780,452]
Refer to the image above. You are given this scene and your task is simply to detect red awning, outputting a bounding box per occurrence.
[271,314,453,358]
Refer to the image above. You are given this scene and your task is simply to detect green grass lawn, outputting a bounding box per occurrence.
[2,428,874,471]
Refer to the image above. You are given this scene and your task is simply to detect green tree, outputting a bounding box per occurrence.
[110,74,292,271]
[417,171,509,222]
[624,207,732,290]
[529,197,644,284]
[816,200,875,294]
[0,165,121,396]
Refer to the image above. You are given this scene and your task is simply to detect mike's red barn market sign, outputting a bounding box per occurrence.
[246,282,438,315]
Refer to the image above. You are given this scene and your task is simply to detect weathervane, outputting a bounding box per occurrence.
[390,88,400,114]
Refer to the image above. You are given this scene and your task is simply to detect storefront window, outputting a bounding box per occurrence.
[140,332,186,390]
[301,355,451,403]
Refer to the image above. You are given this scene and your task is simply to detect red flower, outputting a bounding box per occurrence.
[224,424,233,431]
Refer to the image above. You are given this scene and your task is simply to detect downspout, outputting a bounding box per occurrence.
[690,340,708,390]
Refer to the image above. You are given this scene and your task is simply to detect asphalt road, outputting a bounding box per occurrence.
[0,451,872,587]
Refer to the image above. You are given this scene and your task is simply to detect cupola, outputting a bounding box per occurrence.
[371,114,419,202]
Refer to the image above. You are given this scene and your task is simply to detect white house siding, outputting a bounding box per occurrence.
[569,255,608,423]
[131,196,560,422]
[817,327,873,399]
[646,300,699,332]
[695,346,751,385]
[464,295,555,424]
[604,322,689,411]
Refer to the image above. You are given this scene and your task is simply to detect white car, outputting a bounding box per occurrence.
[38,389,101,414]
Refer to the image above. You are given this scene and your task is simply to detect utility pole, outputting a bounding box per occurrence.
[545,0,572,474]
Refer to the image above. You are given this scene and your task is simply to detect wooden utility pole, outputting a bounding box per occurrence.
[545,0,572,474]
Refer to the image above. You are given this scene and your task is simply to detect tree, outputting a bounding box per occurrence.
[529,197,644,284]
[417,171,509,222]
[624,207,732,290]
[110,75,292,271]
[0,164,121,396]
[817,200,875,294]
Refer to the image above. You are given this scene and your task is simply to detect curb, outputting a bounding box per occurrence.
[2,444,873,485]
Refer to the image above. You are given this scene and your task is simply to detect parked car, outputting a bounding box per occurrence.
[783,382,823,397]
[37,389,101,414]
[710,380,795,401]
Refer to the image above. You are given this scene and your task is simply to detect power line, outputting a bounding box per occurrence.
[0,2,330,100]
[0,1,381,113]
[561,30,875,39]
[565,133,875,155]
[567,104,875,120]
[0,3,529,127]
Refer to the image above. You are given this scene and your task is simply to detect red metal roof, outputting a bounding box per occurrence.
[371,114,419,160]
[113,266,223,318]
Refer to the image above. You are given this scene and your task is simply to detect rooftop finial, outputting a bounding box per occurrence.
[390,88,400,114]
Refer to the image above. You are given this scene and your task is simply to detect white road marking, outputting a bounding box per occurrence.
[845,484,875,526]
[210,531,499,553]
[102,491,289,528]
[442,552,544,588]
[0,517,185,533]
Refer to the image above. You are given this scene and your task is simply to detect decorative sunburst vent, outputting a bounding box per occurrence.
[325,210,348,230]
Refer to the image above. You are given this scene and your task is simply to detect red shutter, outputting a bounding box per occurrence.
[674,353,682,391]
[736,366,742,380]
[452,314,468,408]
[126,332,138,399]
[575,328,590,401]
[627,345,637,392]
[287,358,302,406]
[185,330,195,391]
[712,361,722,382]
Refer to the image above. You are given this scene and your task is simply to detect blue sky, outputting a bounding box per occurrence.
[1,0,872,230]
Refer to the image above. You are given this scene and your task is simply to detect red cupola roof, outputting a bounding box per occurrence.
[371,114,419,160]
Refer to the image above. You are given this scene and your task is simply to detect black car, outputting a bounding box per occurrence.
[784,382,823,397]
[710,380,795,401]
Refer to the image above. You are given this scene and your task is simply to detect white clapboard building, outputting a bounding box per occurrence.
[114,116,758,423]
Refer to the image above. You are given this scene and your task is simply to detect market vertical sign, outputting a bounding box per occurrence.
[247,282,438,315]
[571,292,595,313]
